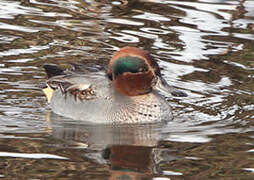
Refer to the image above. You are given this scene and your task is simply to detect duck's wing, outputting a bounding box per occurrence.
[42,64,109,103]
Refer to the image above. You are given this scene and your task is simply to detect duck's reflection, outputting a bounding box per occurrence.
[46,112,176,179]
[46,112,164,148]
[106,145,154,179]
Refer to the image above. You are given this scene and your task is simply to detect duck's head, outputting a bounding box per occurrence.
[107,47,187,97]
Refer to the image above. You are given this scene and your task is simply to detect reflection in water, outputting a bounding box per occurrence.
[0,152,68,160]
[47,112,180,179]
[108,145,155,179]
[47,113,162,148]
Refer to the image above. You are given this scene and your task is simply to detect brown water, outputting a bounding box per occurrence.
[0,0,254,179]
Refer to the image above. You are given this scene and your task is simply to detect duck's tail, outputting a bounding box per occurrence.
[42,64,64,103]
[42,86,54,103]
[43,64,64,78]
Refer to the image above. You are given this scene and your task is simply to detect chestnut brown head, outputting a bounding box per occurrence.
[107,47,161,96]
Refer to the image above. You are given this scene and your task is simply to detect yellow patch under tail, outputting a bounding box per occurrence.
[42,86,54,103]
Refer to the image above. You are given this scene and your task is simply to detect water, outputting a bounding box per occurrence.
[0,0,253,179]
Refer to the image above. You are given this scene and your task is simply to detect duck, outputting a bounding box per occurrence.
[42,47,187,124]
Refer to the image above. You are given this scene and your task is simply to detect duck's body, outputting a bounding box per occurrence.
[42,47,186,124]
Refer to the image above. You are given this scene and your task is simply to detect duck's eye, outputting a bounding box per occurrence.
[113,56,149,78]
[138,67,145,72]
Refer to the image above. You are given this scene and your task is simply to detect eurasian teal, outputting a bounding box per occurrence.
[42,47,187,124]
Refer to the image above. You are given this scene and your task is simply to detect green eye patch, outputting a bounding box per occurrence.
[112,56,149,78]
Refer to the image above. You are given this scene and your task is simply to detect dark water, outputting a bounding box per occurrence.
[0,0,254,179]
